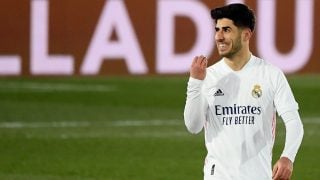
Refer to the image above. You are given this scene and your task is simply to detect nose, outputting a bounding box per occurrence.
[215,31,224,42]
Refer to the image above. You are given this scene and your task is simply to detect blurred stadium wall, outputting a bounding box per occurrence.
[0,0,319,76]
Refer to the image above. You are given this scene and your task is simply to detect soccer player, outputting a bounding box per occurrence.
[184,3,304,180]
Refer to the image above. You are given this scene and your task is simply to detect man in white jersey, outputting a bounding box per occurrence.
[184,3,304,180]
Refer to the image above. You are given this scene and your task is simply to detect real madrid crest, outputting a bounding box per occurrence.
[252,84,262,98]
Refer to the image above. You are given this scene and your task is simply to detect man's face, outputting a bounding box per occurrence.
[215,18,243,58]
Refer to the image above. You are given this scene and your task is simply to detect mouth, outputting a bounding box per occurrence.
[217,43,228,52]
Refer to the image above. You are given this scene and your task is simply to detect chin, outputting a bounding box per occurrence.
[219,52,229,57]
[218,49,230,55]
[219,52,234,59]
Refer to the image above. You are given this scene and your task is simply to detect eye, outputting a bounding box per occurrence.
[215,27,219,32]
[223,27,231,33]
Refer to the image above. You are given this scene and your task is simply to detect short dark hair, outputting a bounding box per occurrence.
[211,3,256,32]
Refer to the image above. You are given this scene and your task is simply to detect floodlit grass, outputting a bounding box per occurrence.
[0,75,319,179]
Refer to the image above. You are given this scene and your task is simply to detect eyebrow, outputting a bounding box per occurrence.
[215,26,232,31]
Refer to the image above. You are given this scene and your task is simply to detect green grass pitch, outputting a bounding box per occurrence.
[0,75,319,179]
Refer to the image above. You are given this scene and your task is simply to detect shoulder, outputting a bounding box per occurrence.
[252,55,289,90]
[252,55,284,75]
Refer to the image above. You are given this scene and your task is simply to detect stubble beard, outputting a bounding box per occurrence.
[219,35,242,59]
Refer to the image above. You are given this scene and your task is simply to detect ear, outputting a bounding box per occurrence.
[242,29,252,41]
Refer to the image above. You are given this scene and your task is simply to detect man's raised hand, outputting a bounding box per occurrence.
[190,55,208,80]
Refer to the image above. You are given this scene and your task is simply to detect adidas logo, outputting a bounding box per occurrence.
[214,89,224,96]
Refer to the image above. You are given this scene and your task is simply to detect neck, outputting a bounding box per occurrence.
[224,49,251,71]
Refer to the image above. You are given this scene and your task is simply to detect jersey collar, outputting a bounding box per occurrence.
[222,54,256,73]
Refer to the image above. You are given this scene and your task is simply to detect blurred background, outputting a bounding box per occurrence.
[0,0,319,179]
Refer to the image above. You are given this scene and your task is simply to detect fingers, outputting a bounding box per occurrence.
[273,169,291,180]
[200,56,208,67]
[191,56,198,66]
[190,55,208,80]
[272,164,278,179]
[282,170,292,180]
[273,170,289,180]
[192,55,208,68]
[272,165,283,180]
[272,160,293,180]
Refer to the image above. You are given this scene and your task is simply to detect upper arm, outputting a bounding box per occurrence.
[273,70,298,116]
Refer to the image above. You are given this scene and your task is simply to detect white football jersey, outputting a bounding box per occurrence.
[185,55,298,180]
